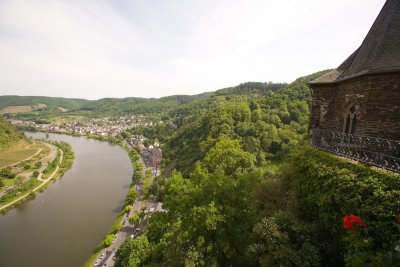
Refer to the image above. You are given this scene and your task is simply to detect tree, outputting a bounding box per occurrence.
[128,215,140,226]
[35,161,42,168]
[0,168,16,179]
[121,131,132,139]
[112,223,122,233]
[126,188,139,204]
[32,171,40,178]
[204,138,255,176]
[103,234,114,247]
[115,235,151,267]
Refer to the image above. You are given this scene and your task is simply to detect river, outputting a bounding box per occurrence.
[0,132,133,267]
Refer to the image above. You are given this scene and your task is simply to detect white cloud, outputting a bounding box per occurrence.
[0,0,386,99]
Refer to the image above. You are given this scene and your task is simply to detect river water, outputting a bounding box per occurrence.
[0,132,133,267]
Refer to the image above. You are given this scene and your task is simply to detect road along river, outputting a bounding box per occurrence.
[0,132,133,267]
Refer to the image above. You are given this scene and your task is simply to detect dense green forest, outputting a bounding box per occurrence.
[0,116,25,149]
[1,82,285,120]
[118,71,400,267]
[0,93,211,120]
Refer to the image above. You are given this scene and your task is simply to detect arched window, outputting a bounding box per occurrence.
[343,104,359,135]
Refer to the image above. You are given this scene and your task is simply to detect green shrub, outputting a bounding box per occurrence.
[103,234,115,247]
[288,146,400,266]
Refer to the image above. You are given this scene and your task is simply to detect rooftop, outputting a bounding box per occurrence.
[310,0,400,84]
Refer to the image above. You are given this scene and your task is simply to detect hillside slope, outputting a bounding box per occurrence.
[0,95,90,110]
[0,81,289,118]
[116,70,400,267]
[0,116,25,149]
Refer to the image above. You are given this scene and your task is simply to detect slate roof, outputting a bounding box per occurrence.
[310,0,400,84]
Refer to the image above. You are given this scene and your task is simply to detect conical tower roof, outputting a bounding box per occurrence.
[311,0,400,84]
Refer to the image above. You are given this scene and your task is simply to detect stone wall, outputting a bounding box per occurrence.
[310,72,400,140]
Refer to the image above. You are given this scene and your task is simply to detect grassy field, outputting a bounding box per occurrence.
[0,141,47,168]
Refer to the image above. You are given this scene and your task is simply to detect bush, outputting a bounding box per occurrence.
[124,205,131,213]
[125,188,139,204]
[112,223,122,233]
[32,171,40,178]
[288,146,400,266]
[129,215,140,226]
[103,234,115,247]
[0,168,16,179]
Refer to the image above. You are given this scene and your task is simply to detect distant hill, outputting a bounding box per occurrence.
[0,82,284,118]
[0,77,324,119]
[0,96,90,111]
[215,82,286,96]
[0,116,25,149]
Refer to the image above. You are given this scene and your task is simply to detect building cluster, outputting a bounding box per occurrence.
[9,116,155,137]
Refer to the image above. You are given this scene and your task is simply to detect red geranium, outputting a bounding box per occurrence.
[395,214,400,223]
[343,213,367,231]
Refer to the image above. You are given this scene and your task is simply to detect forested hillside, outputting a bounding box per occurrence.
[0,93,211,119]
[132,71,327,175]
[0,95,90,110]
[1,82,284,119]
[118,70,400,267]
[0,116,25,149]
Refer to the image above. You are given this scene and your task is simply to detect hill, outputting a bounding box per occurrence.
[0,116,25,150]
[116,70,400,267]
[0,81,288,119]
[132,71,327,175]
[0,95,90,111]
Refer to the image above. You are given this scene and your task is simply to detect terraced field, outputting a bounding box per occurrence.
[0,141,48,168]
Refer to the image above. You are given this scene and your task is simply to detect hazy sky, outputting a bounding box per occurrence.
[0,0,386,99]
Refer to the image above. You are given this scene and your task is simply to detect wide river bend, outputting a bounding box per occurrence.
[0,132,133,267]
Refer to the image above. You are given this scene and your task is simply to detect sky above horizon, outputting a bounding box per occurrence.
[0,0,386,100]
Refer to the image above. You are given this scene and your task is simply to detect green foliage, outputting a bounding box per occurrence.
[115,235,151,267]
[250,213,320,267]
[124,205,132,213]
[32,170,39,177]
[129,215,140,226]
[34,161,42,168]
[288,146,400,266]
[126,187,139,205]
[0,168,16,179]
[204,138,255,176]
[0,178,40,205]
[0,115,24,149]
[0,95,89,110]
[103,234,115,247]
[135,71,327,175]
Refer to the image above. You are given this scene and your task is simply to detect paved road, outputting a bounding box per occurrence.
[0,142,58,198]
[0,149,63,211]
[93,142,163,267]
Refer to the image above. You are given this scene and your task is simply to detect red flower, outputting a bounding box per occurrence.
[343,214,367,231]
[395,214,400,223]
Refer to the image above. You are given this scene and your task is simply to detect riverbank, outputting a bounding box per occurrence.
[83,142,144,267]
[0,140,74,213]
